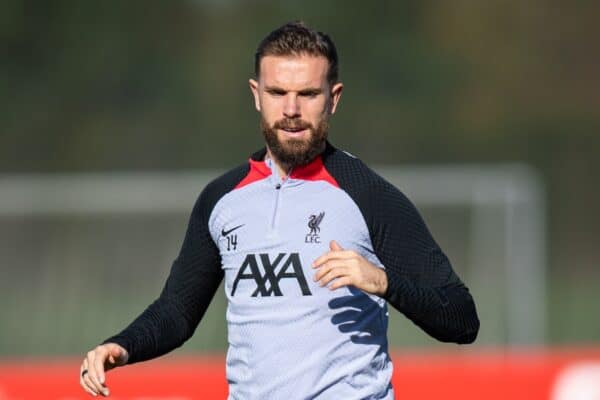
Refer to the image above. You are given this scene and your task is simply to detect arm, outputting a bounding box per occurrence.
[80,164,250,397]
[80,189,223,397]
[320,145,479,344]
[102,188,224,363]
[372,180,479,344]
[382,250,479,344]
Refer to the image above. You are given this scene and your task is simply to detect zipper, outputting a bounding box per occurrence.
[271,181,282,230]
[270,166,292,231]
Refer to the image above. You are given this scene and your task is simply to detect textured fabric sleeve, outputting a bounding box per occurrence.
[370,177,480,344]
[322,143,479,344]
[101,187,224,364]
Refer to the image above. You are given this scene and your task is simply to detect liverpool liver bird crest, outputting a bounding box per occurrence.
[308,212,325,235]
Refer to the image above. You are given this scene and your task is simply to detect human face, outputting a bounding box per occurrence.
[249,54,343,169]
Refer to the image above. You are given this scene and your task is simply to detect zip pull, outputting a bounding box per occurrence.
[276,170,291,190]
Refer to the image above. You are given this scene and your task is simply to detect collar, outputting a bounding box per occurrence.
[245,141,339,186]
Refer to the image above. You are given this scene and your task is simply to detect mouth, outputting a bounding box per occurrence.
[280,127,308,137]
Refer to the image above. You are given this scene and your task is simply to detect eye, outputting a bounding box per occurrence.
[299,91,319,98]
[267,89,286,96]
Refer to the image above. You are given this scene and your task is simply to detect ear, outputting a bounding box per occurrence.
[329,82,343,115]
[249,78,261,112]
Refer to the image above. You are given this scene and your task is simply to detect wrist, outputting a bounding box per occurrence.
[377,268,388,297]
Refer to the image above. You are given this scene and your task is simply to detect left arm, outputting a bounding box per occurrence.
[313,179,479,344]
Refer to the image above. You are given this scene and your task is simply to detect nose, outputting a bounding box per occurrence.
[283,93,300,118]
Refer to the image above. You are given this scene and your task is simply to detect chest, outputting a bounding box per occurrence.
[208,180,375,299]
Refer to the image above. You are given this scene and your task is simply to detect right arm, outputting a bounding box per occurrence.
[101,193,224,363]
[80,188,223,396]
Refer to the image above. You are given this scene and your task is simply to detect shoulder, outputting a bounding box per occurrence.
[322,142,398,198]
[202,163,250,201]
[194,162,251,220]
[323,142,419,226]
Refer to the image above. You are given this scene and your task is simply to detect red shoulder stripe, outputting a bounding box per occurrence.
[234,159,271,189]
[290,155,340,188]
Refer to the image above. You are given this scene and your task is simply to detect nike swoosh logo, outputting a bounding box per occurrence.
[221,224,244,237]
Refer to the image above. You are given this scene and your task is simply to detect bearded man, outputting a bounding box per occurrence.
[79,21,479,399]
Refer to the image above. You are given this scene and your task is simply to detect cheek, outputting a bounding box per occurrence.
[305,96,329,112]
[305,102,329,123]
[259,97,282,118]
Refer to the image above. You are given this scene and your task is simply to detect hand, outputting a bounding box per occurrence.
[312,240,388,296]
[79,343,129,397]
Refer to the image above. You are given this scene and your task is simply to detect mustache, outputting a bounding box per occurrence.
[272,119,313,130]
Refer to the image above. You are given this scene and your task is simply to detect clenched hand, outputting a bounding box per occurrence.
[312,240,388,296]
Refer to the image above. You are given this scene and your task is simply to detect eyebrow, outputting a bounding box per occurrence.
[264,86,286,93]
[264,86,323,95]
[298,88,323,95]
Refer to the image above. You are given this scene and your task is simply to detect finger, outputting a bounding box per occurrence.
[83,372,100,397]
[82,385,98,397]
[85,352,103,395]
[312,250,356,268]
[318,266,350,287]
[80,360,98,397]
[80,358,88,377]
[94,350,107,386]
[329,276,353,290]
[81,360,98,397]
[106,345,121,367]
[106,343,128,370]
[313,259,348,282]
[330,240,344,251]
[87,351,109,396]
[107,353,117,367]
[93,351,110,396]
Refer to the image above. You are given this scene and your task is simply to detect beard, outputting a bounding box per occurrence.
[261,115,329,169]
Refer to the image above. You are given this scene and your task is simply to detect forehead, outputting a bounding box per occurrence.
[259,54,329,88]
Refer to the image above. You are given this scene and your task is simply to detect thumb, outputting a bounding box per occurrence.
[107,344,128,365]
[330,240,343,251]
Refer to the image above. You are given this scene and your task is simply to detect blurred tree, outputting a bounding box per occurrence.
[0,0,598,345]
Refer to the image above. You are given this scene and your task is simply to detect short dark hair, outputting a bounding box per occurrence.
[254,21,339,85]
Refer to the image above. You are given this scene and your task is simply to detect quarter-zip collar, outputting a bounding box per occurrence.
[241,141,340,189]
[265,156,291,188]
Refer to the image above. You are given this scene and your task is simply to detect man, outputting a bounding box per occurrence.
[79,21,479,399]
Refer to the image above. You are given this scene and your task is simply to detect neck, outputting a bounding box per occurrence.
[265,148,291,178]
[264,141,327,179]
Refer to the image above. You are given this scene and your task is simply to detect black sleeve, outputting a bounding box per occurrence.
[102,164,249,363]
[371,180,480,344]
[323,145,479,344]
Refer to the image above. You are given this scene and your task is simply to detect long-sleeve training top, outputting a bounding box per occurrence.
[104,141,479,400]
